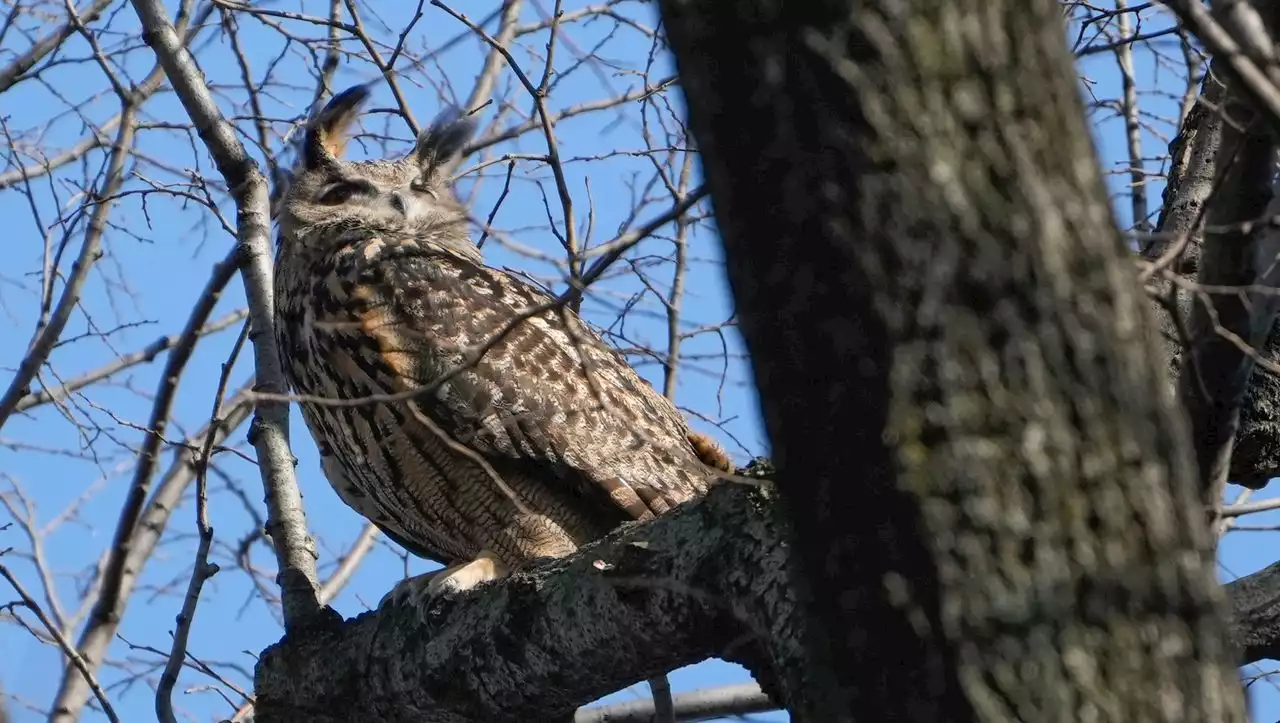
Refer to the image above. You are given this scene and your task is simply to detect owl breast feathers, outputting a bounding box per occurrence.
[272,85,731,583]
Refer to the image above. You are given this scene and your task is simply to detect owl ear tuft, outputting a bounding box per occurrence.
[411,106,479,182]
[304,84,373,168]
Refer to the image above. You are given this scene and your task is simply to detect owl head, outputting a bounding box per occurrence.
[276,84,479,249]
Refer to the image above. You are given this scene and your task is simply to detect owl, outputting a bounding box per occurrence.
[272,85,733,607]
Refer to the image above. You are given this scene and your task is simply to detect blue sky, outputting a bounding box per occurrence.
[0,2,1274,722]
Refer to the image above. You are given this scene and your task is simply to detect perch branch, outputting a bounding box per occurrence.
[253,483,802,723]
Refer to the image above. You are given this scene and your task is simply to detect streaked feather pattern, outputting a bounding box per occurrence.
[276,228,719,567]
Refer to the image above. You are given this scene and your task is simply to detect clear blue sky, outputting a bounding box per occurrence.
[0,3,1272,723]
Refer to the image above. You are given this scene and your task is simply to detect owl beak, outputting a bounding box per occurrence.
[304,83,376,168]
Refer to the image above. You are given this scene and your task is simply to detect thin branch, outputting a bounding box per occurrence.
[433,0,582,285]
[1221,497,1280,518]
[316,523,380,605]
[80,243,239,702]
[1163,0,1280,129]
[0,111,138,433]
[15,309,247,413]
[448,0,525,180]
[46,386,255,723]
[0,566,120,723]
[156,317,248,723]
[1114,0,1149,233]
[574,683,776,723]
[0,0,117,92]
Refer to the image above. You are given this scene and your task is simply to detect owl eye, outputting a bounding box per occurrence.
[318,182,364,205]
[409,178,440,200]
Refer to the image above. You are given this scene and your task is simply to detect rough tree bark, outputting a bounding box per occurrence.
[253,482,810,722]
[659,0,1246,720]
[216,472,1280,720]
[251,449,1280,721]
[1177,101,1276,505]
[1147,0,1280,492]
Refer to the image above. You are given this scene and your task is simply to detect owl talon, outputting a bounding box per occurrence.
[377,572,431,613]
[424,553,509,596]
[378,550,509,619]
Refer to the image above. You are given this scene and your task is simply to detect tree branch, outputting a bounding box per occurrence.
[574,683,775,723]
[1228,558,1280,664]
[1146,1,1280,492]
[47,386,254,723]
[1156,1,1280,506]
[0,566,120,723]
[0,109,137,433]
[0,0,117,92]
[253,483,804,723]
[128,0,327,629]
[14,309,247,414]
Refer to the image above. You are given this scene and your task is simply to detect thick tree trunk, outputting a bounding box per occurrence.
[659,0,1247,720]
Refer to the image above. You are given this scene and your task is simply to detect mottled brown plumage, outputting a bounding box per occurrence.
[272,85,725,602]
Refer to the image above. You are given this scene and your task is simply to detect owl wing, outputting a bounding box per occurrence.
[315,439,442,561]
[341,240,715,522]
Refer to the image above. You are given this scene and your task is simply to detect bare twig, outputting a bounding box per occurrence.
[46,386,255,722]
[0,566,120,723]
[15,309,247,413]
[433,0,582,287]
[1114,0,1149,233]
[156,317,247,723]
[1163,0,1280,128]
[0,111,138,433]
[1220,496,1280,519]
[0,0,117,92]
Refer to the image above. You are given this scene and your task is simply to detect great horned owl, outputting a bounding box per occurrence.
[272,85,732,606]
